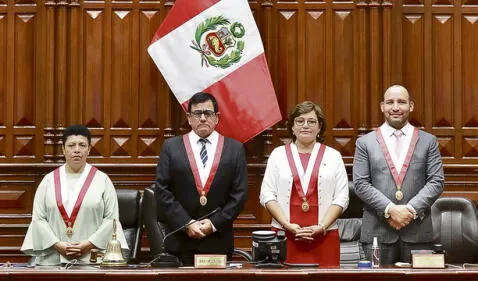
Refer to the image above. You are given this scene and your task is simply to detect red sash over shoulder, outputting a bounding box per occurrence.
[54,166,98,237]
[376,127,419,200]
[183,134,224,206]
[285,143,326,212]
[282,143,340,266]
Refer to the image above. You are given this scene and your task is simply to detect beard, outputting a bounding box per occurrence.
[387,118,407,129]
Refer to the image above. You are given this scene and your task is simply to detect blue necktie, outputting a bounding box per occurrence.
[199,138,208,167]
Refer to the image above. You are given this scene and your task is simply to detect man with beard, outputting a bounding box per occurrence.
[353,85,444,264]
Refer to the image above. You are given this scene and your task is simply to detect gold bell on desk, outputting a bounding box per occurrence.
[100,219,127,267]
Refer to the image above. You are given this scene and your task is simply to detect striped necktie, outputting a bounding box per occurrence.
[198,138,208,167]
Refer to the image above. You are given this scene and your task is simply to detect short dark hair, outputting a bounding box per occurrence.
[188,92,218,113]
[287,101,327,143]
[63,124,91,145]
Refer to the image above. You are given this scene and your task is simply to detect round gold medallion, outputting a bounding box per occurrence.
[66,227,73,238]
[395,190,404,201]
[301,201,310,212]
[199,195,207,206]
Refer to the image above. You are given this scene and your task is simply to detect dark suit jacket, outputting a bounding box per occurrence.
[154,133,247,255]
[353,129,444,244]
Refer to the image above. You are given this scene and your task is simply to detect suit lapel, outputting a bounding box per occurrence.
[208,137,227,190]
[178,136,196,184]
[179,134,227,190]
[375,128,421,185]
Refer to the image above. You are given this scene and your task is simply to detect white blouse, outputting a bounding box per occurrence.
[260,144,349,230]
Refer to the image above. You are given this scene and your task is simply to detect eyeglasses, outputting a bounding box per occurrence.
[189,110,217,119]
[294,118,318,127]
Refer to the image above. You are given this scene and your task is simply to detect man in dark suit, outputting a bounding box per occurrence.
[353,85,444,264]
[154,92,247,265]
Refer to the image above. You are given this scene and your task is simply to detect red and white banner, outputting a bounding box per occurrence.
[148,0,281,143]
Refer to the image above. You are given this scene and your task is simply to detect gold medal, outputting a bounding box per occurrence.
[200,195,207,206]
[395,190,403,201]
[301,201,310,212]
[66,222,73,237]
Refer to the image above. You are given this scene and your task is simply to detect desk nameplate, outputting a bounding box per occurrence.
[412,254,445,268]
[194,254,227,269]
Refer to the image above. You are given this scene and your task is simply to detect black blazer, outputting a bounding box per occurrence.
[154,133,248,254]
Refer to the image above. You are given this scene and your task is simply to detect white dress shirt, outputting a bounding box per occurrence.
[379,122,414,174]
[380,122,417,218]
[188,130,219,186]
[188,130,219,231]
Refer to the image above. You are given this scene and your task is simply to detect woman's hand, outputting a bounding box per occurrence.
[294,225,323,241]
[284,223,301,234]
[65,241,94,258]
[53,241,70,257]
[305,225,324,237]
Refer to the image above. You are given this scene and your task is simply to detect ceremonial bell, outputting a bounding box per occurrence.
[100,219,127,267]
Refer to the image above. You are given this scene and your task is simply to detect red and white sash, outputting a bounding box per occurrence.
[285,143,326,205]
[54,164,98,236]
[376,127,420,189]
[183,134,224,205]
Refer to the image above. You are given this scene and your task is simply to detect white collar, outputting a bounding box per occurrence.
[189,130,219,144]
[289,142,321,193]
[381,122,413,137]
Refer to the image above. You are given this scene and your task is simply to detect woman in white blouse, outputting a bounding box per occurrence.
[21,125,128,265]
[260,101,349,266]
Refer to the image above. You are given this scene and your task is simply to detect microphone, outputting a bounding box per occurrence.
[149,207,220,268]
[162,207,220,244]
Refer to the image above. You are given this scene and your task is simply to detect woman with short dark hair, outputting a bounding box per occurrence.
[260,101,349,266]
[21,124,128,265]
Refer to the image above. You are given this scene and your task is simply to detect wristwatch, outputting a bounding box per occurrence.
[318,223,327,236]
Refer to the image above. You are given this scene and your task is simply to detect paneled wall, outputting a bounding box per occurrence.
[0,0,477,261]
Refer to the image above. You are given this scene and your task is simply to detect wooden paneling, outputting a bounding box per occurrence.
[84,10,105,129]
[402,14,425,127]
[138,10,163,130]
[0,0,478,262]
[0,15,6,128]
[432,15,453,128]
[304,10,325,103]
[276,8,299,117]
[14,15,36,128]
[462,15,478,128]
[111,10,135,130]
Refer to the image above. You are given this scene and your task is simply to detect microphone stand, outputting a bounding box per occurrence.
[149,208,220,267]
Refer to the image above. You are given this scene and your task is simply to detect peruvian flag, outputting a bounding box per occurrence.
[148,0,281,143]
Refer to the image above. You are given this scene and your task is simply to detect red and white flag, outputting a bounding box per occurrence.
[148,0,281,143]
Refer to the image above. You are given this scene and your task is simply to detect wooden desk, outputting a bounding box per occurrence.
[1,265,478,281]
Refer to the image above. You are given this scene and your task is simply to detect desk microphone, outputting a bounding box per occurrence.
[149,207,220,268]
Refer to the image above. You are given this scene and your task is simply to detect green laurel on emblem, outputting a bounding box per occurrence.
[230,22,245,38]
[190,16,246,69]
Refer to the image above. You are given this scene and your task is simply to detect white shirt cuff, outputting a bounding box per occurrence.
[406,204,418,220]
[384,202,395,218]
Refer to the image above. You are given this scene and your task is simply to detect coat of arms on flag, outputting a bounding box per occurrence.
[148,0,281,143]
[190,16,246,68]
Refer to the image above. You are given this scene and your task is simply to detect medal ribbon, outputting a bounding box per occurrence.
[285,143,326,202]
[183,134,224,203]
[54,166,98,231]
[376,127,419,190]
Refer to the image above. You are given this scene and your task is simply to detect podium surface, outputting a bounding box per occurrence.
[1,264,478,281]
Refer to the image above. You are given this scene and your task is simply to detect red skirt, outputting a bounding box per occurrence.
[273,227,340,266]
